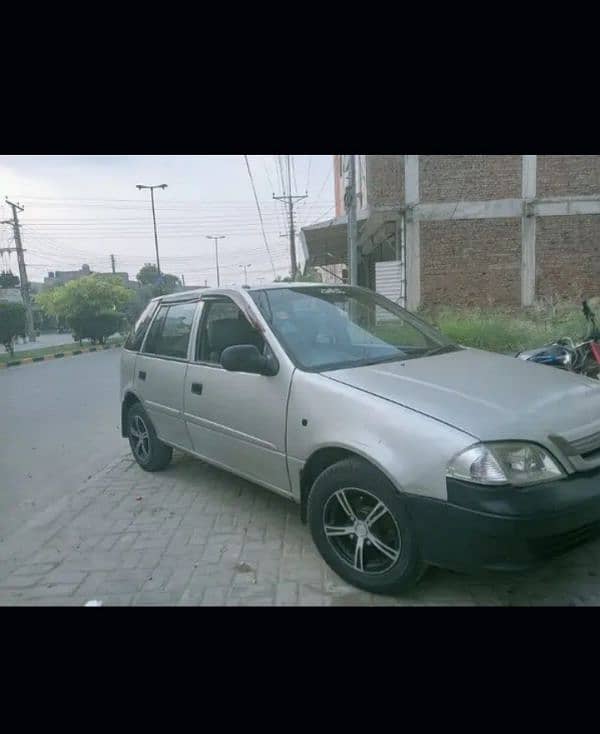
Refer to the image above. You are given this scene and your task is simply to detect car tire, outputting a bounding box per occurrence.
[307,457,426,595]
[127,402,173,472]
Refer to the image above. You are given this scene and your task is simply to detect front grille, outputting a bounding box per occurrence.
[528,521,600,559]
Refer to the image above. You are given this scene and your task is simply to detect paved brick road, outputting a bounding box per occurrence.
[1,451,600,606]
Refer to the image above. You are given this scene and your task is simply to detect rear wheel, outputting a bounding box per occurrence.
[307,458,426,595]
[127,402,173,472]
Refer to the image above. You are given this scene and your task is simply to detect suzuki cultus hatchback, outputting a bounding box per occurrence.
[121,284,600,594]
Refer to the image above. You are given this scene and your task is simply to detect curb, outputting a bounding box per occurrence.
[0,342,123,369]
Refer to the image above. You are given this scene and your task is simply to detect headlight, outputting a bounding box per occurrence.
[447,442,565,486]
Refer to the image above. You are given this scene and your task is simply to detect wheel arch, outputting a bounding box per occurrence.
[121,391,141,437]
[299,444,403,524]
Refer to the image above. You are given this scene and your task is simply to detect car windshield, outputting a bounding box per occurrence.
[250,286,460,372]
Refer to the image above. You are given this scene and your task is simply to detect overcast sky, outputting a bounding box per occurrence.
[0,155,335,286]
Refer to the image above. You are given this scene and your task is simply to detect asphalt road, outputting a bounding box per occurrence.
[0,350,127,543]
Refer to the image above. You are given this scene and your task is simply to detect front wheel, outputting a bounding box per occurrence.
[127,402,173,472]
[307,458,426,595]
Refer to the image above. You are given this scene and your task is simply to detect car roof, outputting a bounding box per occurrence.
[156,282,348,303]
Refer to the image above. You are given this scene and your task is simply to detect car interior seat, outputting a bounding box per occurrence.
[207,318,263,364]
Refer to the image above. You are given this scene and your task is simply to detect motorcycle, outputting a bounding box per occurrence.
[516,300,600,379]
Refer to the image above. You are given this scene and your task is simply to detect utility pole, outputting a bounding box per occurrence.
[344,155,359,286]
[110,254,116,273]
[1,199,36,341]
[273,155,307,280]
[206,235,226,287]
[136,184,168,275]
[239,263,251,285]
[181,274,186,287]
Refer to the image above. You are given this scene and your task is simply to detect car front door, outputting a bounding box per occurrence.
[135,299,199,451]
[183,295,293,495]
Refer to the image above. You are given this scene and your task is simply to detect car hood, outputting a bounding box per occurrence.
[324,348,600,442]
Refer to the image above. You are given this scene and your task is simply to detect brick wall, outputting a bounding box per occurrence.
[420,219,522,307]
[537,156,600,198]
[365,155,404,208]
[420,155,522,202]
[536,215,600,301]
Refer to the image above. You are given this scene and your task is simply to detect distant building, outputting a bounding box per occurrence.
[43,264,138,290]
[0,287,23,304]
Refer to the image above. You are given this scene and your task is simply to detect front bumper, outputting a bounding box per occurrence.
[404,467,600,572]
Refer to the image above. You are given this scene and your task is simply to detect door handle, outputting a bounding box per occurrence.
[138,370,146,381]
[191,382,203,395]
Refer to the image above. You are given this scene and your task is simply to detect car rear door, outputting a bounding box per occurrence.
[135,299,199,451]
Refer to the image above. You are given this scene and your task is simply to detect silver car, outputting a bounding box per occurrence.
[120,284,600,595]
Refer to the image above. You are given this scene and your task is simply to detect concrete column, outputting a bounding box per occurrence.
[405,155,421,310]
[521,155,537,306]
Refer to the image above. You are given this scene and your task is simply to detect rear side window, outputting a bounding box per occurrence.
[142,302,197,359]
[124,301,159,351]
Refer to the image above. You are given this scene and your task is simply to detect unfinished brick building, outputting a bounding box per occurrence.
[300,155,600,309]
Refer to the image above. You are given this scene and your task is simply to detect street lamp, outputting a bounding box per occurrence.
[136,184,168,276]
[239,263,252,285]
[206,235,226,287]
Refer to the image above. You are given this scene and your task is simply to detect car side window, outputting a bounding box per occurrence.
[142,302,197,359]
[196,299,265,365]
[124,300,158,351]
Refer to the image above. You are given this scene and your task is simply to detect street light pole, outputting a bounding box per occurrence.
[239,263,251,285]
[206,235,226,287]
[136,184,168,276]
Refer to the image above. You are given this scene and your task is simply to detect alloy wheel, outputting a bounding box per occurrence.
[323,487,402,575]
[129,414,151,463]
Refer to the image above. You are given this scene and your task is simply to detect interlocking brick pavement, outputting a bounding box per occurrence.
[1,450,600,606]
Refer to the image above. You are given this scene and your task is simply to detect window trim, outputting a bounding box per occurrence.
[139,300,200,362]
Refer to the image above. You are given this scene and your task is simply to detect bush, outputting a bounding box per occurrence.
[69,311,124,345]
[0,302,26,356]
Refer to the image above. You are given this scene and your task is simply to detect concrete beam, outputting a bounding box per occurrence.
[416,198,522,222]
[521,155,537,307]
[533,197,600,216]
[404,155,420,310]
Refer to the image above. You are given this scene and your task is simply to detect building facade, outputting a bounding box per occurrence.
[301,155,600,309]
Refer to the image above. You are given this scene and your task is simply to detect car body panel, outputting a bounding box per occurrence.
[286,369,475,502]
[183,359,294,495]
[133,354,192,450]
[325,346,600,472]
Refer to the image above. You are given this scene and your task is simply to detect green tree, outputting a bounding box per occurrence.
[123,283,156,326]
[0,302,26,356]
[136,263,181,295]
[0,271,19,288]
[37,275,133,345]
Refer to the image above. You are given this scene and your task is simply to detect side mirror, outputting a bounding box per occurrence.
[221,344,278,376]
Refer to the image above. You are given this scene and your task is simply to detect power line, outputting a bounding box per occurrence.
[243,155,277,278]
[305,155,312,194]
[273,155,308,279]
